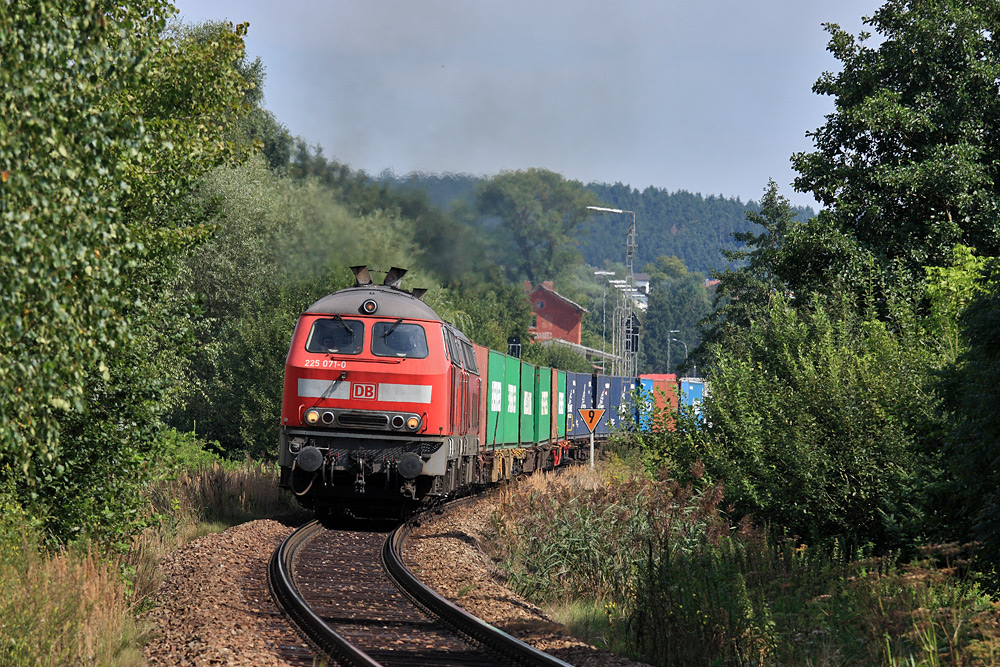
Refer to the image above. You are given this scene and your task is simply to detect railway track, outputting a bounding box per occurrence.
[268,508,573,667]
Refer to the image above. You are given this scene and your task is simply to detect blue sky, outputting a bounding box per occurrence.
[171,1,884,210]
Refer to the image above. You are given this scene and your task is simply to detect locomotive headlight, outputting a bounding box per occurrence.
[304,409,321,425]
[361,299,378,314]
[406,416,421,431]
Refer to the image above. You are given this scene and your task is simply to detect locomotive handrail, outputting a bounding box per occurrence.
[267,520,382,667]
[384,515,575,667]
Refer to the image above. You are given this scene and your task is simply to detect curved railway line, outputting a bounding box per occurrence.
[268,505,574,667]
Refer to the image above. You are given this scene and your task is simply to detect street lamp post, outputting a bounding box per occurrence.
[671,338,690,376]
[667,329,679,371]
[586,206,638,376]
[594,270,616,371]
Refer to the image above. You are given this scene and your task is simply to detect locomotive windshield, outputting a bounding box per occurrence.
[305,317,364,354]
[371,321,429,359]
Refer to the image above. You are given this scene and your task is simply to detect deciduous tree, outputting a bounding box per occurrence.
[792,0,1000,288]
[0,1,251,541]
[476,169,598,284]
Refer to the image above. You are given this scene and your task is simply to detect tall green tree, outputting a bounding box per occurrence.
[792,0,1000,292]
[0,2,250,541]
[450,275,533,352]
[475,169,598,284]
[703,181,806,351]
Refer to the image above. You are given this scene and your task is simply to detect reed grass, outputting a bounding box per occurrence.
[488,462,1000,666]
[0,459,299,666]
[151,460,301,526]
[0,502,144,666]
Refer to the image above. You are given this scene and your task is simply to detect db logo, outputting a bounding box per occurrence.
[352,383,377,400]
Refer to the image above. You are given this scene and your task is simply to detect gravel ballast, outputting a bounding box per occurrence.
[142,496,648,666]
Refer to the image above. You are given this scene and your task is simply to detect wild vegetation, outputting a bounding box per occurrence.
[490,465,1000,666]
[0,436,300,666]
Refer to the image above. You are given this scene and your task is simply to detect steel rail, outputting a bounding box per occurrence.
[383,509,575,667]
[267,519,382,667]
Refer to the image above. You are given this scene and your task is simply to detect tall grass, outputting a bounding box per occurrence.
[151,460,302,527]
[0,541,145,666]
[0,458,300,666]
[488,460,1000,666]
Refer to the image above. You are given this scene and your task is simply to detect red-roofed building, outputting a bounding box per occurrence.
[526,281,587,345]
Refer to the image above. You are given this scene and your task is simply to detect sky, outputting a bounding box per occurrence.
[171,0,884,210]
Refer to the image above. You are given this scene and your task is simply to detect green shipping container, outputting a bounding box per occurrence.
[520,361,536,444]
[503,355,521,446]
[485,350,506,448]
[534,366,552,444]
[556,370,567,438]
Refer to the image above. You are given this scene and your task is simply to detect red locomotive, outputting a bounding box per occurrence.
[278,265,700,517]
[278,266,482,515]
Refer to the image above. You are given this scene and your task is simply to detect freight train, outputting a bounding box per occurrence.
[277,266,701,516]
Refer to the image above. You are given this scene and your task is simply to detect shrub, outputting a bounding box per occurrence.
[643,293,944,554]
[0,487,144,666]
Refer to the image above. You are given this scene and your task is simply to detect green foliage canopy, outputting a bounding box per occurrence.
[701,180,808,358]
[1,0,169,486]
[659,293,943,552]
[0,1,250,540]
[939,260,1000,565]
[792,0,1000,287]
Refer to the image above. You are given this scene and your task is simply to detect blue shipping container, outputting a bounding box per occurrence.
[593,374,611,435]
[568,372,594,437]
[679,377,706,422]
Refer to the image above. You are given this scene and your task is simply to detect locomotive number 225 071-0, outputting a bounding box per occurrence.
[303,359,348,369]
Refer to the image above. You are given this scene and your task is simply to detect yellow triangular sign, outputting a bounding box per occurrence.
[578,408,605,432]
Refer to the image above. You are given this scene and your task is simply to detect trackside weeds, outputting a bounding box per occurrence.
[486,460,1000,666]
[0,461,300,666]
[3,456,1000,666]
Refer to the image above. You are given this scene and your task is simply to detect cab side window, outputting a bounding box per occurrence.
[461,341,478,374]
[444,328,462,367]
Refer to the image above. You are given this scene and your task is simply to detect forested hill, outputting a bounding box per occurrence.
[383,172,814,276]
[580,183,815,276]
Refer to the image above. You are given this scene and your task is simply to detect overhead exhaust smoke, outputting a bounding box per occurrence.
[351,266,373,286]
[383,267,407,289]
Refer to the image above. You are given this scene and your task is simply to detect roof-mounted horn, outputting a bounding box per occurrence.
[411,288,427,301]
[383,267,407,289]
[351,266,373,286]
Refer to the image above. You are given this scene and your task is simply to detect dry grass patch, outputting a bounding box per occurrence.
[0,459,301,667]
[0,543,145,667]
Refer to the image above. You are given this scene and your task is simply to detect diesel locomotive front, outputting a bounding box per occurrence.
[278,266,481,516]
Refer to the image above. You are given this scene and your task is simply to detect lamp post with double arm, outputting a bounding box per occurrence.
[586,206,638,376]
